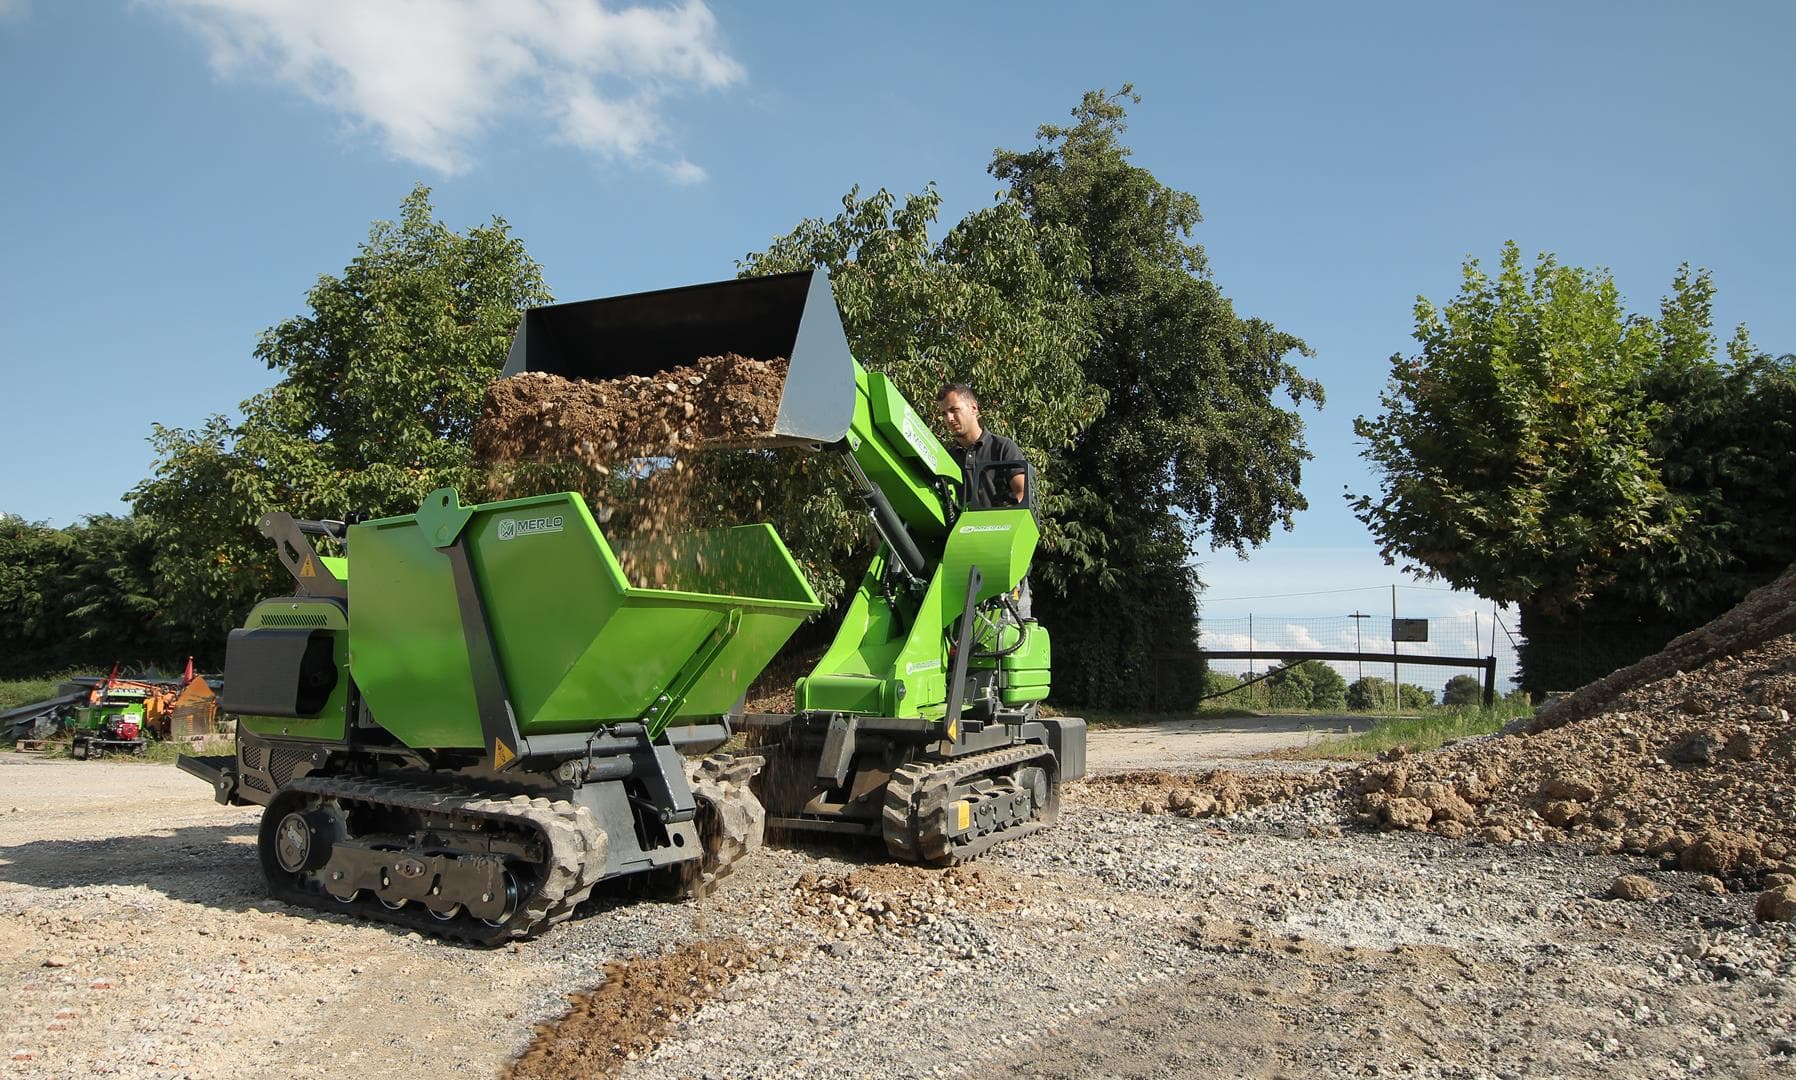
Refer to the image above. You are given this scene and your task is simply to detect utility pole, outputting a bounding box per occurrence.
[1348,611,1369,685]
[1391,584,1400,714]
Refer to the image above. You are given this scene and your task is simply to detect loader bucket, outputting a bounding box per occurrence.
[503,269,857,447]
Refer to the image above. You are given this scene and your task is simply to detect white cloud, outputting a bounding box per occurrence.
[663,158,706,185]
[149,0,741,175]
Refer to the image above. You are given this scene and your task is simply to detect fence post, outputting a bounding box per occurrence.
[1483,654,1497,708]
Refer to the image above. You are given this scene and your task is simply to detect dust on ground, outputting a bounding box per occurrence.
[503,939,769,1080]
[1081,712,1375,774]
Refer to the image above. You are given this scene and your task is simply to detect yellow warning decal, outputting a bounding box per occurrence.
[492,739,515,769]
[946,716,958,742]
[299,556,316,578]
[955,800,971,832]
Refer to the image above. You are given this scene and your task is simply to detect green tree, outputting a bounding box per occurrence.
[1351,241,1681,614]
[1199,668,1250,706]
[1346,676,1431,711]
[0,515,63,675]
[987,88,1320,706]
[1441,673,1484,707]
[132,186,551,652]
[1345,676,1386,711]
[1354,244,1795,692]
[1264,660,1347,710]
[739,184,1101,605]
[0,514,178,677]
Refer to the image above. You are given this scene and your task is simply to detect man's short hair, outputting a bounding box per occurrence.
[937,382,977,405]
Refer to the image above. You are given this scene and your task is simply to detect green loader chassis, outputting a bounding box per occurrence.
[744,710,1086,865]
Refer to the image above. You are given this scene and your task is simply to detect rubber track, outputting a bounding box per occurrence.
[677,753,767,898]
[881,743,1056,866]
[269,775,607,946]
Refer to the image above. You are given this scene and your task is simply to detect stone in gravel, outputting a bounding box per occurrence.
[1609,875,1659,901]
[42,955,71,968]
[1541,800,1583,828]
[1723,730,1760,760]
[1764,873,1796,889]
[1539,776,1599,802]
[1408,781,1476,824]
[1666,731,1719,765]
[1755,885,1796,922]
[1473,826,1513,845]
[1693,877,1727,896]
[1679,831,1762,876]
[1380,796,1433,831]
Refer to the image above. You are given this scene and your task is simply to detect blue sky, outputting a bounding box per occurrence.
[2,1,1792,656]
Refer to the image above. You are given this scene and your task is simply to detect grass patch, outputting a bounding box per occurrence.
[1288,701,1532,760]
[0,674,76,712]
[26,734,233,764]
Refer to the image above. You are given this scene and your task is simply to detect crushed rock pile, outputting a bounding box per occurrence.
[1348,630,1796,876]
[1519,561,1796,735]
[1341,562,1796,911]
[1083,565,1796,921]
[789,865,1017,942]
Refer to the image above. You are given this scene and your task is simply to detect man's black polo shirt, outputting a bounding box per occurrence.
[949,431,1026,508]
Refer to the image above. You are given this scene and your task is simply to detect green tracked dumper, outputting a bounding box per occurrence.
[181,268,1083,943]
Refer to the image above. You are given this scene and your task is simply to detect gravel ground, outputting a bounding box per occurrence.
[3,752,1793,1079]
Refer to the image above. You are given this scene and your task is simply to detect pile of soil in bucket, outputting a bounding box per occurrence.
[472,354,789,588]
[473,354,787,467]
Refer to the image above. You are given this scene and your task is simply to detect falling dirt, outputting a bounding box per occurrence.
[472,354,789,589]
[502,938,772,1080]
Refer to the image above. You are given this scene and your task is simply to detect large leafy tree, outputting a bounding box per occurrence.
[1264,660,1348,710]
[739,184,1101,604]
[1351,241,1681,613]
[989,88,1321,706]
[132,186,551,652]
[0,514,175,677]
[1441,674,1483,707]
[1353,244,1796,692]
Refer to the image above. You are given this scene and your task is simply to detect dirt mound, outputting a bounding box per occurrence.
[1074,769,1337,819]
[789,864,1016,940]
[1520,561,1796,734]
[1348,632,1796,873]
[503,938,773,1080]
[472,354,788,588]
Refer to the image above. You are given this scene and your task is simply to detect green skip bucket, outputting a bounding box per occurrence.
[348,488,821,747]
